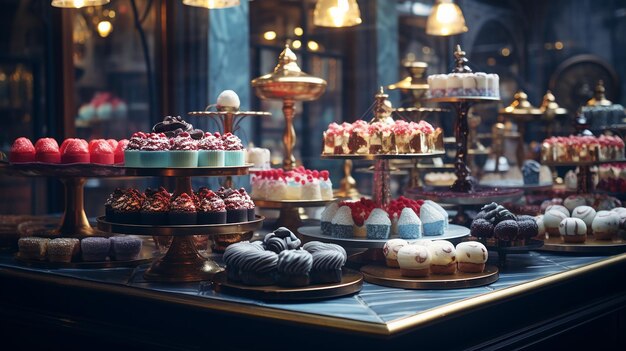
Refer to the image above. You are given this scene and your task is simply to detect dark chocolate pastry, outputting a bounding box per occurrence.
[223,241,265,282]
[516,215,535,222]
[517,219,539,240]
[152,116,204,139]
[470,218,494,238]
[480,202,498,213]
[494,205,516,223]
[310,250,345,284]
[302,241,347,260]
[239,249,279,286]
[494,220,519,243]
[263,228,301,253]
[276,249,313,287]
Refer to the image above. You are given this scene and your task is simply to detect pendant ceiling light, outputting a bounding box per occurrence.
[314,0,362,28]
[426,0,468,36]
[182,0,241,9]
[51,0,109,8]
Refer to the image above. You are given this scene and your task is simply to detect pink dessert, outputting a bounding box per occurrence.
[170,132,198,150]
[106,139,118,151]
[142,133,170,151]
[198,132,225,150]
[89,140,115,164]
[9,137,36,163]
[61,139,90,164]
[127,132,147,150]
[114,139,128,164]
[221,133,243,150]
[34,138,61,163]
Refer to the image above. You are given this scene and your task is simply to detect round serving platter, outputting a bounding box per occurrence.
[213,268,363,301]
[14,237,156,269]
[320,152,445,161]
[360,264,499,289]
[96,215,264,236]
[407,187,524,206]
[539,236,626,254]
[297,224,470,249]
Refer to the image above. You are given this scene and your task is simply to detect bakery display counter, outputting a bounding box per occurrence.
[1,250,625,349]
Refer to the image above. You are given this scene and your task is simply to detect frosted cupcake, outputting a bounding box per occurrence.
[197,132,225,167]
[397,207,422,239]
[424,200,448,229]
[222,133,245,166]
[169,193,197,225]
[140,133,170,167]
[124,132,146,167]
[397,245,431,277]
[365,208,391,239]
[196,189,227,224]
[332,206,354,238]
[18,237,49,261]
[168,132,198,167]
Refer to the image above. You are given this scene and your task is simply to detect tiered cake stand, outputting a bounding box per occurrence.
[94,165,263,282]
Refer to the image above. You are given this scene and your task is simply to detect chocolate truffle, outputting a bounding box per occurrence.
[470,218,494,238]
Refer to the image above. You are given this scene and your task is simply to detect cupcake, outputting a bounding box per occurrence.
[222,188,248,223]
[34,138,61,163]
[140,133,170,167]
[18,237,49,260]
[9,137,36,163]
[110,236,143,261]
[124,132,146,167]
[320,203,339,236]
[169,132,198,167]
[196,190,227,224]
[456,241,487,273]
[223,241,265,282]
[48,238,80,263]
[559,218,587,243]
[310,249,346,284]
[521,160,540,185]
[383,238,408,268]
[494,220,519,245]
[222,132,245,166]
[571,206,596,235]
[397,245,431,277]
[276,249,313,287]
[592,211,619,240]
[61,138,90,164]
[239,249,279,286]
[238,188,256,221]
[169,193,197,225]
[365,208,391,239]
[81,237,111,262]
[264,227,301,254]
[105,188,125,221]
[420,204,445,236]
[302,241,347,260]
[140,187,171,225]
[331,206,354,238]
[397,207,422,239]
[114,139,128,164]
[543,210,568,237]
[428,240,457,275]
[111,188,145,224]
[197,132,225,167]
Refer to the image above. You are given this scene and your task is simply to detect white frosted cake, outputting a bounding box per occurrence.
[246,147,271,169]
[428,73,499,98]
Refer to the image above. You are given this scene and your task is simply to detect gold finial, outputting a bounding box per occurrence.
[540,90,567,120]
[372,87,393,123]
[274,43,301,74]
[453,44,472,73]
[587,80,612,106]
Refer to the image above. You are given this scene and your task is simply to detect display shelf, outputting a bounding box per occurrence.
[213,268,363,301]
[297,224,470,249]
[539,236,626,254]
[360,264,498,289]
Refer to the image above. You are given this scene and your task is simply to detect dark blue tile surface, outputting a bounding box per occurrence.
[0,252,610,325]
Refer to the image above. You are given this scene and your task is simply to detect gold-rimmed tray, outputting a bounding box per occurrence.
[213,268,363,301]
[320,152,445,161]
[360,263,499,289]
[96,215,264,236]
[539,236,626,254]
[14,237,156,269]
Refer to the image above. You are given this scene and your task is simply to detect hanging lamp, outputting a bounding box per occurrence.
[51,0,110,8]
[314,0,362,28]
[182,0,240,9]
[426,0,468,36]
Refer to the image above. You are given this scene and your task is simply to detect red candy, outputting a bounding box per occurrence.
[89,140,114,164]
[9,137,36,163]
[34,138,61,163]
[61,139,90,164]
[114,139,128,164]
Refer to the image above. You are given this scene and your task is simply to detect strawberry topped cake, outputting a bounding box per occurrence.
[251,167,333,201]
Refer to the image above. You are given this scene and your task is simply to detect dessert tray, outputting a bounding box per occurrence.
[360,263,499,289]
[297,225,470,249]
[14,236,155,269]
[213,268,363,301]
[539,236,626,254]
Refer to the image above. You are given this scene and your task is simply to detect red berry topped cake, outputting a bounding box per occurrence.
[251,167,333,201]
[541,135,625,163]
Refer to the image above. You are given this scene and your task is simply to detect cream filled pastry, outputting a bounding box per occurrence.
[543,210,569,237]
[571,206,596,235]
[592,210,619,240]
[428,240,457,275]
[455,241,488,273]
[383,239,408,268]
[559,217,587,243]
[397,245,431,277]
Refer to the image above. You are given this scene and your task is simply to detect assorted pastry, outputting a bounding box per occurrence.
[223,227,347,287]
[10,137,126,165]
[427,72,500,98]
[322,120,444,155]
[321,197,449,239]
[597,163,626,194]
[383,238,488,277]
[540,135,624,163]
[17,235,143,263]
[539,194,621,213]
[470,202,539,246]
[251,167,333,201]
[536,199,626,242]
[104,186,255,225]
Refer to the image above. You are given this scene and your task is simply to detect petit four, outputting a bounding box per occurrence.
[559,218,587,243]
[383,239,408,268]
[18,237,49,260]
[456,241,488,273]
[397,245,431,277]
[47,238,80,263]
[428,240,457,275]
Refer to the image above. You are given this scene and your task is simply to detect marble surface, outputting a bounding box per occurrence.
[0,251,612,326]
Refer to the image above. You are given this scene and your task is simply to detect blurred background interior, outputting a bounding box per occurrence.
[1,0,625,216]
